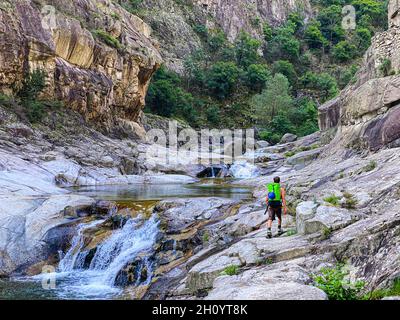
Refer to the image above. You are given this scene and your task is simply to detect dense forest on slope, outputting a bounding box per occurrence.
[139,0,388,143]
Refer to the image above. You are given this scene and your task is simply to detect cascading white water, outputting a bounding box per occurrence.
[58,219,105,272]
[29,215,160,299]
[88,215,159,286]
[229,161,260,179]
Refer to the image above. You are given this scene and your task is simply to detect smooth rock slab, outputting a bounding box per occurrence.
[185,235,312,293]
[280,133,298,144]
[296,202,355,235]
[205,263,327,300]
[0,195,95,275]
[286,148,323,169]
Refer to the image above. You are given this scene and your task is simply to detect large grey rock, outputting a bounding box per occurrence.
[205,263,328,300]
[286,148,323,169]
[296,202,355,235]
[256,140,270,149]
[185,235,312,293]
[280,133,298,144]
[155,197,238,232]
[0,194,95,275]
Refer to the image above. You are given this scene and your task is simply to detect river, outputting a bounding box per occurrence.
[0,179,253,300]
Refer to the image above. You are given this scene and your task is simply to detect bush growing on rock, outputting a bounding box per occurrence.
[323,195,341,206]
[92,29,122,49]
[379,58,393,77]
[17,69,48,123]
[313,265,365,300]
[363,279,400,300]
[221,265,239,276]
[342,192,358,209]
[363,160,377,172]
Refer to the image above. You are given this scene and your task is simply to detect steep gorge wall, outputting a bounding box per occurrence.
[318,0,400,152]
[0,0,162,134]
[140,0,312,73]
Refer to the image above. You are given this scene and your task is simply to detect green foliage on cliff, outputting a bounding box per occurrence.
[17,70,47,123]
[146,0,388,143]
[92,29,122,49]
[313,265,365,300]
[363,279,400,300]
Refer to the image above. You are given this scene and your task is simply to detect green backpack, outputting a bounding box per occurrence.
[267,183,281,202]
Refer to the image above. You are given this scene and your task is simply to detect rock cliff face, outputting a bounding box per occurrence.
[0,0,162,132]
[140,0,312,72]
[318,0,400,151]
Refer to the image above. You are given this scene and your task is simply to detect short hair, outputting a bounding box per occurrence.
[274,176,281,183]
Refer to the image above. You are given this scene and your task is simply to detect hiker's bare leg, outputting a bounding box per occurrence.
[267,219,273,229]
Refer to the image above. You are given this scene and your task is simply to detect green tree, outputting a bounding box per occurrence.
[184,50,207,88]
[206,62,241,99]
[146,66,197,122]
[263,23,273,41]
[332,40,357,62]
[244,64,271,92]
[267,24,300,61]
[205,105,221,126]
[208,29,228,53]
[304,21,328,49]
[288,98,319,136]
[271,60,298,89]
[301,71,338,102]
[251,73,293,126]
[234,32,262,68]
[287,12,305,34]
[317,5,345,43]
[352,0,387,29]
[352,27,372,52]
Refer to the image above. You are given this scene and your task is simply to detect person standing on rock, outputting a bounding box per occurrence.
[266,176,287,238]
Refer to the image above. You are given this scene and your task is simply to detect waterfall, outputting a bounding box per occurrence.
[45,215,160,299]
[229,161,260,179]
[89,215,159,286]
[211,167,216,178]
[58,219,105,272]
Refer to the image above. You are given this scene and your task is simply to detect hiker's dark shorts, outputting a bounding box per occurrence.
[268,201,282,221]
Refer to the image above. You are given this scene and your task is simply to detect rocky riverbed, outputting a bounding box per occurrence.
[1,109,399,300]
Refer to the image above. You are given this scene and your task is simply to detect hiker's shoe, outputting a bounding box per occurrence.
[278,229,284,236]
[267,231,272,239]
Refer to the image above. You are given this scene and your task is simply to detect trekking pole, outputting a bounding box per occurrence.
[264,203,269,215]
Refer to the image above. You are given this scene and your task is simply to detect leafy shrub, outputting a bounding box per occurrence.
[285,151,297,158]
[323,195,341,206]
[92,29,122,49]
[300,72,338,102]
[313,265,365,300]
[17,69,47,123]
[0,93,13,108]
[221,265,239,276]
[202,231,210,243]
[285,229,297,236]
[332,41,357,62]
[234,32,262,68]
[342,192,358,209]
[363,279,400,300]
[363,160,377,172]
[194,24,208,39]
[206,62,240,99]
[379,58,392,77]
[304,21,328,49]
[17,69,46,102]
[205,105,220,126]
[321,227,332,240]
[244,64,271,92]
[119,0,143,14]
